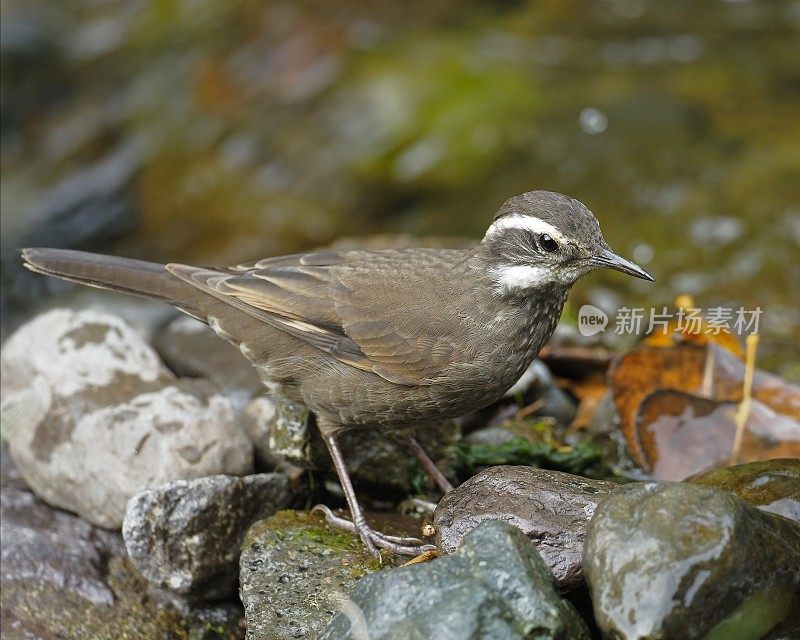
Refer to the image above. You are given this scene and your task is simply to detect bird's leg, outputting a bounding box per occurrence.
[314,434,436,556]
[406,436,454,494]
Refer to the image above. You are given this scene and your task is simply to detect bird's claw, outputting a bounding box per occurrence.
[312,504,436,556]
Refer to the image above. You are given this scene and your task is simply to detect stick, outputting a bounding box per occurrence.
[729,333,759,465]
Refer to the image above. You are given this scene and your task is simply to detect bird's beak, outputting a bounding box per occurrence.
[590,249,655,281]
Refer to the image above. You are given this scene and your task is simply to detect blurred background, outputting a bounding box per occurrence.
[1,0,798,376]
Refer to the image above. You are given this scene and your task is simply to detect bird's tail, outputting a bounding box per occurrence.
[21,248,202,315]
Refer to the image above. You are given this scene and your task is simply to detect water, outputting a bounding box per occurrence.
[1,0,798,374]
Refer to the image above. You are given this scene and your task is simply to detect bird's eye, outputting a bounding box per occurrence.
[539,233,559,252]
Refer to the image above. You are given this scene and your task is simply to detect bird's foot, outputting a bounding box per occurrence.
[312,505,436,557]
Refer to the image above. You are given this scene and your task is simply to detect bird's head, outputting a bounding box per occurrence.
[475,190,653,296]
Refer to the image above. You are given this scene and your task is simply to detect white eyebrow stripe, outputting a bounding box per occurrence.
[484,215,565,242]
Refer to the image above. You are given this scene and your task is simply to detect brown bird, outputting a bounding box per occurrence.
[21,190,653,556]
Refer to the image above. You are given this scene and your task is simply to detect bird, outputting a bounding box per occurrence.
[21,190,653,557]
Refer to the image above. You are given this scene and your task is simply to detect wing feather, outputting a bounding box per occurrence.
[166,248,470,386]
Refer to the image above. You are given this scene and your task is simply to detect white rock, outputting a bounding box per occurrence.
[1,309,253,528]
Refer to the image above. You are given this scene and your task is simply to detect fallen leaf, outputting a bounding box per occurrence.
[609,343,800,466]
[636,390,800,480]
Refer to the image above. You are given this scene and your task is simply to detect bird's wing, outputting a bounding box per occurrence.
[167,249,472,385]
[329,250,470,385]
[166,251,375,373]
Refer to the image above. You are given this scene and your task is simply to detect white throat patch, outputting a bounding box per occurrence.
[490,264,551,294]
[484,215,565,242]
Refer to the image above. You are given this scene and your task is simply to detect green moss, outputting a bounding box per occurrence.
[449,434,611,481]
[703,587,796,640]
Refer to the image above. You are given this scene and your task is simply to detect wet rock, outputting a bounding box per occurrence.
[688,458,800,522]
[2,309,253,528]
[504,359,576,425]
[265,389,458,492]
[584,482,800,640]
[154,314,264,407]
[253,394,312,467]
[433,465,617,590]
[312,421,459,493]
[319,520,590,640]
[241,396,307,483]
[123,474,292,599]
[0,480,244,639]
[240,510,403,640]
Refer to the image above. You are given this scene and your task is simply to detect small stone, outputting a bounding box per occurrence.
[584,482,800,639]
[434,465,617,590]
[318,520,590,640]
[2,309,254,528]
[504,359,576,425]
[123,473,292,599]
[1,477,244,639]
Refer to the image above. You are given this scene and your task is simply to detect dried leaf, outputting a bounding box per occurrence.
[636,390,800,480]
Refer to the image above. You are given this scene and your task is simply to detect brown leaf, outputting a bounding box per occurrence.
[609,344,710,464]
[636,390,800,480]
[609,342,800,466]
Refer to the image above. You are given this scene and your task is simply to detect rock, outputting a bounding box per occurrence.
[241,396,307,483]
[153,314,264,406]
[433,465,616,590]
[240,510,404,640]
[584,482,800,640]
[0,443,26,490]
[688,458,800,522]
[123,474,293,599]
[264,388,458,492]
[504,359,576,425]
[0,478,244,639]
[2,309,253,528]
[311,421,459,493]
[319,520,590,640]
[247,394,311,468]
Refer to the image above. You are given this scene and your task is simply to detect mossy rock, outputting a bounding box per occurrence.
[240,510,407,640]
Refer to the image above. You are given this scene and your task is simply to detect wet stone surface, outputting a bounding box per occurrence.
[239,510,405,640]
[311,420,459,494]
[266,388,458,492]
[688,458,800,522]
[583,482,800,640]
[434,465,617,590]
[1,309,254,528]
[0,448,244,640]
[123,474,293,600]
[319,519,590,640]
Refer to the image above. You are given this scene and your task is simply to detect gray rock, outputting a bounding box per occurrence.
[240,510,401,640]
[154,314,264,406]
[263,389,457,492]
[503,360,576,425]
[0,476,244,639]
[2,309,253,528]
[434,465,617,590]
[319,520,590,640]
[312,420,459,493]
[248,394,311,467]
[688,458,800,522]
[584,482,800,640]
[123,473,292,599]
